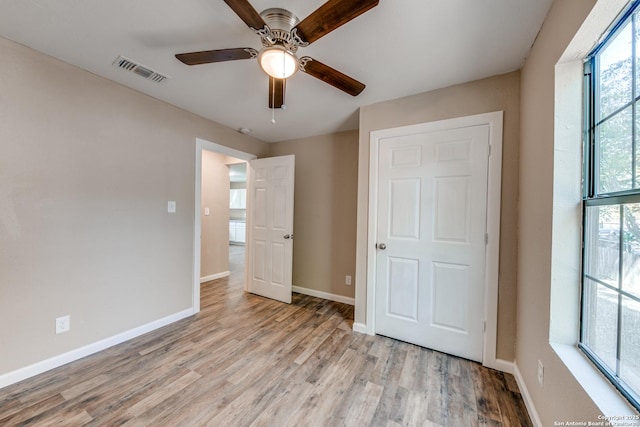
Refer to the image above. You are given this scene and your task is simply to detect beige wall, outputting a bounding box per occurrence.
[269,131,359,299]
[0,36,268,375]
[355,71,521,361]
[200,151,231,279]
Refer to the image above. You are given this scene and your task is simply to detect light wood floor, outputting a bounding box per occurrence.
[0,246,531,426]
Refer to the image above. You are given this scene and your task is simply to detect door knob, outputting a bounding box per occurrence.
[377,243,386,250]
[284,234,293,240]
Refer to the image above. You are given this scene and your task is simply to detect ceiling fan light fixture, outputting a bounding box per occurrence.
[258,45,298,79]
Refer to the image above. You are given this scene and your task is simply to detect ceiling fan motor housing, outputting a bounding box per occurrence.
[259,8,301,51]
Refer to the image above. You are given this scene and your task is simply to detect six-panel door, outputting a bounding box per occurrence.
[375,125,490,362]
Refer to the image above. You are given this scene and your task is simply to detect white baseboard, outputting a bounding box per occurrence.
[200,271,230,283]
[513,362,543,427]
[352,322,369,334]
[292,286,355,306]
[489,358,515,374]
[0,308,194,389]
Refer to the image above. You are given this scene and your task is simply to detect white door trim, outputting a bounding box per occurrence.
[193,138,256,313]
[365,111,503,369]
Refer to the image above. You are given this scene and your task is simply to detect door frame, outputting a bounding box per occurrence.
[193,137,256,313]
[365,111,504,369]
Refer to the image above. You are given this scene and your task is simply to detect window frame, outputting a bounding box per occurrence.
[581,0,640,412]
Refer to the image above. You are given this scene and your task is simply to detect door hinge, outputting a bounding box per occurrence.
[483,321,486,332]
[488,145,492,156]
[484,233,489,245]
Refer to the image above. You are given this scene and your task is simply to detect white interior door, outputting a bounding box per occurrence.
[245,155,295,303]
[374,125,489,362]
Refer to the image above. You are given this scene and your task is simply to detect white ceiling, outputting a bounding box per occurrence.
[0,0,554,143]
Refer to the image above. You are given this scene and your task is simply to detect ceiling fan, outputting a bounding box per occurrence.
[175,0,379,109]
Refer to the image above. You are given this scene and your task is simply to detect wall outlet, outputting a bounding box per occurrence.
[167,200,176,213]
[56,315,70,334]
[537,360,544,386]
[345,275,352,285]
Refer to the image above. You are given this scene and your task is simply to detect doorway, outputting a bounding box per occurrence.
[193,138,256,313]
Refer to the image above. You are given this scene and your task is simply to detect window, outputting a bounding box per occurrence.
[582,0,640,411]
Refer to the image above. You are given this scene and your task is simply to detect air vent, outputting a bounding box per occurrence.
[113,56,169,83]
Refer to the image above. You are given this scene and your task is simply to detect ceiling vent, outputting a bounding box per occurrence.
[113,56,169,83]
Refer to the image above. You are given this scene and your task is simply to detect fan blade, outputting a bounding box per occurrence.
[223,0,267,31]
[175,48,256,65]
[293,0,379,45]
[269,77,286,109]
[300,57,365,96]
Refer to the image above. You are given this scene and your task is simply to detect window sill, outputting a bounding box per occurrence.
[551,343,637,416]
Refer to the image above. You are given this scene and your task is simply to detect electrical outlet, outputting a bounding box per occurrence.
[56,315,70,334]
[345,275,352,285]
[537,360,544,386]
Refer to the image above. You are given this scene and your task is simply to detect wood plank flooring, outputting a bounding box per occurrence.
[0,246,532,426]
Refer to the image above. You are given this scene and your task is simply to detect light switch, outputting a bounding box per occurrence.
[167,201,176,213]
[204,207,210,216]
